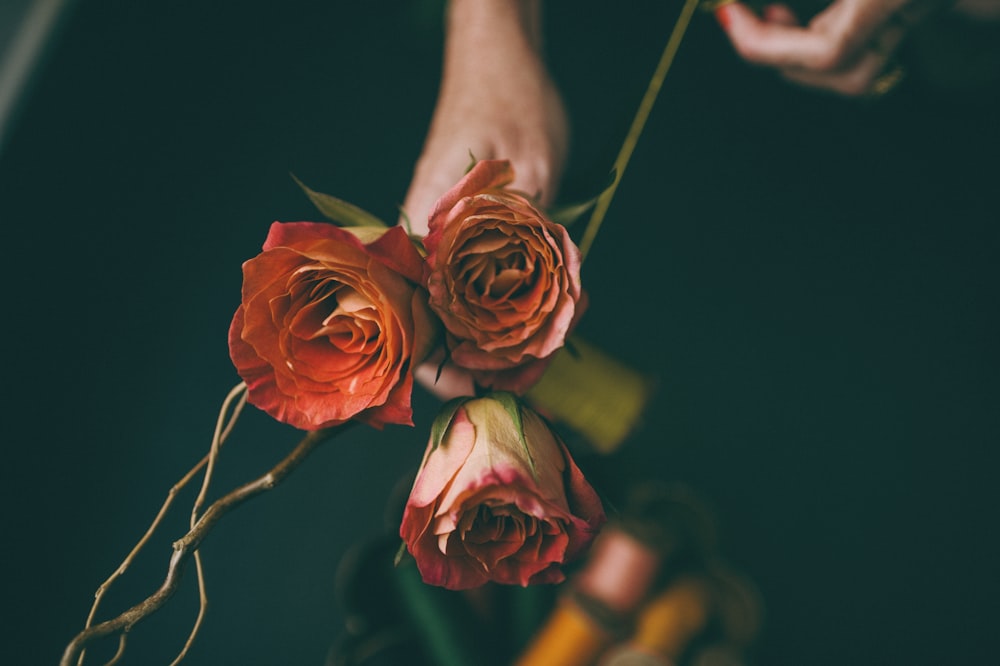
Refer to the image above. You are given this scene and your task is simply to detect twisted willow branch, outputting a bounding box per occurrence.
[75,382,248,666]
[60,423,351,666]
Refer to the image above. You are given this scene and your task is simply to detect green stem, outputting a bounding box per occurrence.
[578,0,701,262]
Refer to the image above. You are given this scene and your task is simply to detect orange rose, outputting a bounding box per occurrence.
[423,159,585,394]
[228,222,436,431]
[399,393,606,590]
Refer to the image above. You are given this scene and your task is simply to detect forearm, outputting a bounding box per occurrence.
[439,0,547,99]
[443,0,543,61]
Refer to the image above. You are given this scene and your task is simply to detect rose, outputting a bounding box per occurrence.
[399,393,606,590]
[228,222,437,431]
[423,159,585,394]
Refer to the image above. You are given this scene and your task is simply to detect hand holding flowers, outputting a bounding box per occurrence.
[60,1,700,658]
[231,159,586,422]
[63,158,606,665]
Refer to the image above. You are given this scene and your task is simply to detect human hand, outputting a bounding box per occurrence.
[713,0,954,97]
[403,0,569,400]
[400,0,568,238]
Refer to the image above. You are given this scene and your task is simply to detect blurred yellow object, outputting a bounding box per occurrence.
[514,595,617,666]
[526,335,655,454]
[630,576,712,658]
[598,575,711,666]
[599,646,672,666]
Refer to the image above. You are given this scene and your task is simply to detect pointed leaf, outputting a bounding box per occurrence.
[548,198,598,227]
[548,168,617,227]
[291,173,388,228]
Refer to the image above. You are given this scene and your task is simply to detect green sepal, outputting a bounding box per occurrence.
[428,396,470,456]
[393,539,408,567]
[489,391,536,478]
[397,204,414,237]
[291,173,388,228]
[548,168,616,227]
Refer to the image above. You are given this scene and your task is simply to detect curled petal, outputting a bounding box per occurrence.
[400,394,605,590]
[424,161,585,395]
[229,221,437,430]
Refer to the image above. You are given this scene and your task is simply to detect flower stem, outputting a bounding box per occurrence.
[578,0,701,262]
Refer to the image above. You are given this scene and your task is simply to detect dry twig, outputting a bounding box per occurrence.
[60,416,349,666]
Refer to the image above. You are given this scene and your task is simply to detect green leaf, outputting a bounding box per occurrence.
[548,199,596,227]
[290,173,388,228]
[548,168,616,227]
[490,391,536,478]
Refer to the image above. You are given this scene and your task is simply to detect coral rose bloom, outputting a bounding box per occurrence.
[400,393,606,590]
[229,222,436,431]
[423,159,585,394]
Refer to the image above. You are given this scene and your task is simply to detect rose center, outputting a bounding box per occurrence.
[451,502,546,570]
[461,237,536,301]
[290,271,380,352]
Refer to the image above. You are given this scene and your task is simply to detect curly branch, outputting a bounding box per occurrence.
[60,423,350,666]
[76,383,248,666]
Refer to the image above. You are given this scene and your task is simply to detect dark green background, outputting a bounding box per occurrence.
[3,1,997,664]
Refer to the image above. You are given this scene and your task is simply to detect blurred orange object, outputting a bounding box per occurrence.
[513,593,618,666]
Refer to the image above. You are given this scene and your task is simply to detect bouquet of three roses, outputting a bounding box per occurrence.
[229,158,606,590]
[63,2,696,653]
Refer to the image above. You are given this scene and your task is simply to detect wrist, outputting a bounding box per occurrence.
[443,0,545,82]
[445,0,542,48]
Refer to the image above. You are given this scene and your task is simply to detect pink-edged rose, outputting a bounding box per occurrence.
[400,393,606,590]
[229,222,437,431]
[423,159,585,394]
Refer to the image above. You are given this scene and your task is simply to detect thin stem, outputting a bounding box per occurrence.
[61,422,349,666]
[168,550,207,666]
[78,383,247,665]
[577,0,700,262]
[101,633,127,666]
[166,383,244,663]
[192,381,246,523]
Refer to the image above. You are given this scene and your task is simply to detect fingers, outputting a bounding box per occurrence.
[716,2,855,71]
[761,3,799,26]
[400,146,478,237]
[779,24,905,96]
[509,154,558,208]
[715,0,918,97]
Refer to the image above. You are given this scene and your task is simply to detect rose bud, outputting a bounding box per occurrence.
[229,222,437,431]
[423,159,586,394]
[399,392,606,590]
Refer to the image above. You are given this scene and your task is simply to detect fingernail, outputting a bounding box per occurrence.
[714,5,732,29]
